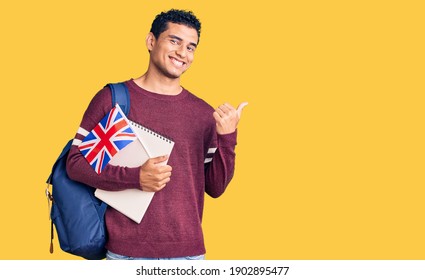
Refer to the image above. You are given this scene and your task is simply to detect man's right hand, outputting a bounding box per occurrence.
[139,155,172,192]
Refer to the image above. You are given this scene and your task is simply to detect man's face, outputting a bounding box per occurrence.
[148,22,199,79]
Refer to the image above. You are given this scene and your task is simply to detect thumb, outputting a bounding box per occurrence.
[151,155,169,164]
[236,102,248,118]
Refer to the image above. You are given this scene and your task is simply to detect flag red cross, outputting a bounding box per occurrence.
[84,117,128,163]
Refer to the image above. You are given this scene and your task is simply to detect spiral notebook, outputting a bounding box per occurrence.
[95,120,174,224]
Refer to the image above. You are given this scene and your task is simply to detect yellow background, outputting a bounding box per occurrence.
[0,0,424,260]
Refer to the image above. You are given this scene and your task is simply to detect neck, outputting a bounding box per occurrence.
[134,71,182,96]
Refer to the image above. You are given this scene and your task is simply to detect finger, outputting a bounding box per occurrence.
[158,165,172,173]
[148,183,167,192]
[213,111,222,123]
[222,103,234,112]
[215,107,226,118]
[154,178,171,192]
[156,170,172,180]
[236,102,248,118]
[159,176,171,186]
[219,104,231,114]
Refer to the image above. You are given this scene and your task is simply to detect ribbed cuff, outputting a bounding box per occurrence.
[217,130,237,147]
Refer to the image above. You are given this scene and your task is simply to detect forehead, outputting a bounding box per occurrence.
[160,22,199,43]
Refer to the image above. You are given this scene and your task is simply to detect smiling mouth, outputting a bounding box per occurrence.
[170,57,185,67]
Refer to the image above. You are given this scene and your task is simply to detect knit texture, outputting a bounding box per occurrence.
[66,80,236,257]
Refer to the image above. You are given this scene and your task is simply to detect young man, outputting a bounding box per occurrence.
[67,9,247,260]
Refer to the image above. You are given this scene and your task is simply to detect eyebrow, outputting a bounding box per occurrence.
[168,35,197,48]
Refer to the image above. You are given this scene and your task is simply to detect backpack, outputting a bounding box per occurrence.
[45,82,130,260]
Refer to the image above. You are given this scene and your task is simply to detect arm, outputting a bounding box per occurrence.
[204,131,237,198]
[205,102,248,198]
[66,87,141,191]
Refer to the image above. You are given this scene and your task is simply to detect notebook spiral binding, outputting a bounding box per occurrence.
[129,121,174,143]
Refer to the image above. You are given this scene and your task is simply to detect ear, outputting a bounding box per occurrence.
[146,32,156,52]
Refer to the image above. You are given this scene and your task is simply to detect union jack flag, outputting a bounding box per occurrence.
[78,104,137,174]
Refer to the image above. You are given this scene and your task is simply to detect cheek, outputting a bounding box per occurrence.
[187,54,195,64]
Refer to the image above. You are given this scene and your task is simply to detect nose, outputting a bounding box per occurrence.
[175,45,187,58]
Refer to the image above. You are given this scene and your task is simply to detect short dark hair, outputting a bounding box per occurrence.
[150,9,201,42]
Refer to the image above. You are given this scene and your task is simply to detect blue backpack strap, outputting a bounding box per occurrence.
[46,139,74,184]
[108,82,130,116]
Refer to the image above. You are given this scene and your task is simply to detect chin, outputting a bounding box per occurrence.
[166,69,187,79]
[164,73,182,79]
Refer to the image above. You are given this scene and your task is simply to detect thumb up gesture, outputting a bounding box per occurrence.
[213,102,248,135]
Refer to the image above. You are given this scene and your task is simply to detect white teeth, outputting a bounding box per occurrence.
[171,58,183,67]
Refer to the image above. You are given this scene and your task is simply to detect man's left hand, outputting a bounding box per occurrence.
[213,102,248,135]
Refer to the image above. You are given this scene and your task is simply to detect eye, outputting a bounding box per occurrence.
[170,39,177,44]
[187,46,196,52]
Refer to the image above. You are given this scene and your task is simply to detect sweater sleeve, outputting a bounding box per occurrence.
[66,86,141,191]
[204,130,237,198]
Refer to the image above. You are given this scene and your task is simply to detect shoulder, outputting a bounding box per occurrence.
[87,85,112,111]
[183,89,216,133]
[185,89,215,113]
[79,84,114,128]
[90,81,132,112]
